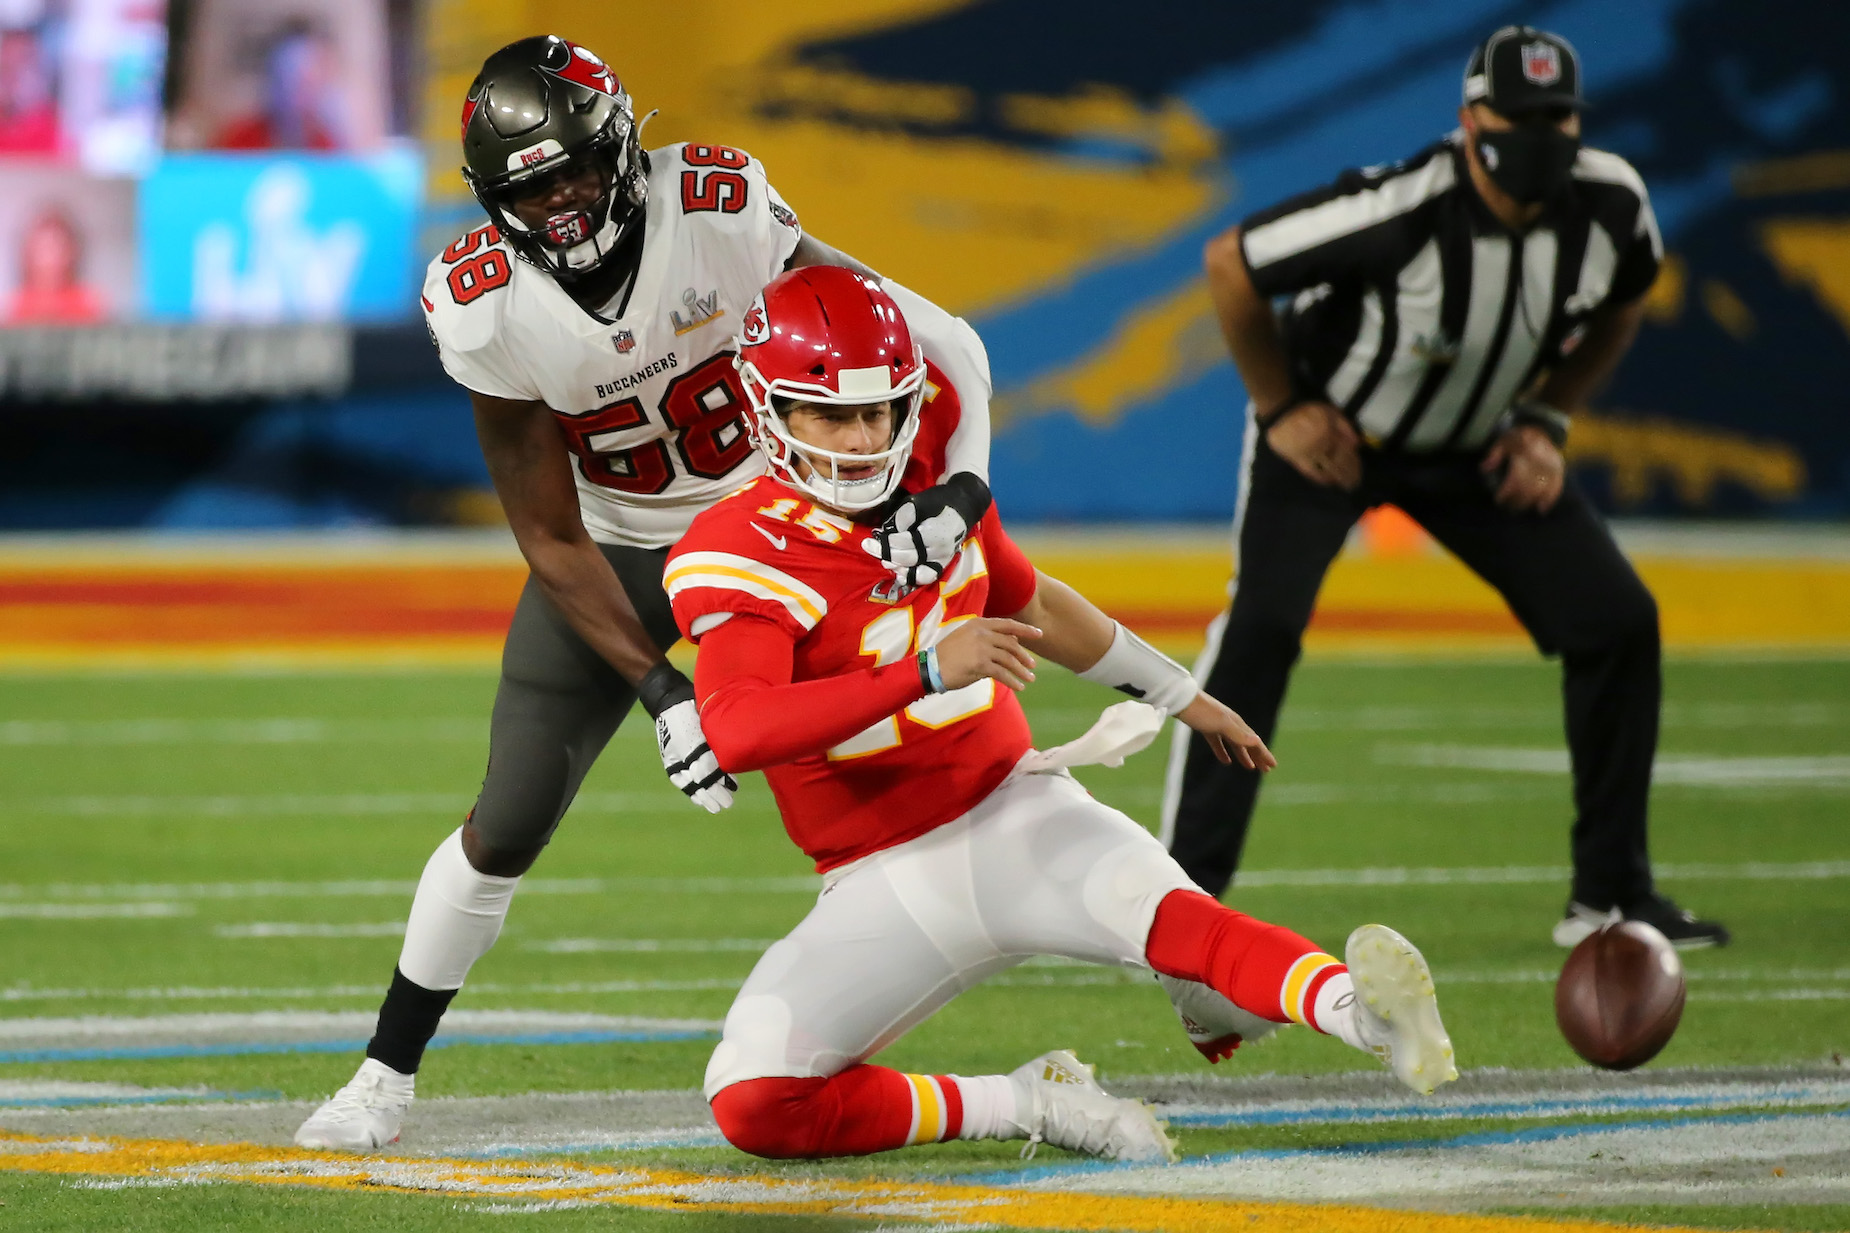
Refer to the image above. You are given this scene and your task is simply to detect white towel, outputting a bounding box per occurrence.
[1018,701,1164,774]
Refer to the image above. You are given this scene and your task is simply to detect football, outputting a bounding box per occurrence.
[1555,920,1687,1069]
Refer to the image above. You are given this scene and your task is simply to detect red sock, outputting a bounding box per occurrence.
[709,1064,967,1159]
[1145,888,1346,1029]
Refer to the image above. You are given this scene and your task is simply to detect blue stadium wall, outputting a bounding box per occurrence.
[3,0,1846,528]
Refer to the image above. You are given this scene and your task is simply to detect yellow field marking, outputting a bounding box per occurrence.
[0,1130,1755,1232]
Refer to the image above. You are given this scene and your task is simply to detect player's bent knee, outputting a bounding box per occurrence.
[459,824,546,877]
[709,1076,828,1159]
[1083,838,1201,955]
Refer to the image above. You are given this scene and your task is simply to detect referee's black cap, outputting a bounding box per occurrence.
[1463,26,1585,115]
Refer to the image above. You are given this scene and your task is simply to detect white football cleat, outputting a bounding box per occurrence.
[1009,1049,1177,1164]
[1345,924,1458,1096]
[293,1058,415,1151]
[1156,973,1280,1063]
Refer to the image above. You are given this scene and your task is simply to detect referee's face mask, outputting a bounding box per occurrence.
[1467,105,1582,205]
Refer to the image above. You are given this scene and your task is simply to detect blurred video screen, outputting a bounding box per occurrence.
[0,0,422,325]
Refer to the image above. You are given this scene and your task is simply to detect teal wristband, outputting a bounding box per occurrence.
[917,647,946,694]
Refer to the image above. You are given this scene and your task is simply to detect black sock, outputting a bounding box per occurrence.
[364,967,457,1075]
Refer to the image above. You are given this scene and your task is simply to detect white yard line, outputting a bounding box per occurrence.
[8,970,1846,1010]
[0,902,191,919]
[1378,745,1850,786]
[0,979,748,1004]
[4,861,1845,907]
[0,1009,721,1045]
[212,922,405,938]
[0,718,486,746]
[1231,859,1850,888]
[12,791,680,818]
[9,701,1836,745]
[1432,966,1850,985]
[529,938,776,954]
[0,875,820,901]
[0,1080,231,1102]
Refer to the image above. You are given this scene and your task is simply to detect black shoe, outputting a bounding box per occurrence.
[1553,894,1730,950]
[1622,893,1731,949]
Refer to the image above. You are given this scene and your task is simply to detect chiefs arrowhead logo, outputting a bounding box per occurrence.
[741,295,771,346]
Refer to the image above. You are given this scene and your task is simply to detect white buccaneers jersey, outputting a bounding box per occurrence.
[423,142,803,548]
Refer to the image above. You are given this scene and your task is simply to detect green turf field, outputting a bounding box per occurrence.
[2,656,1848,1230]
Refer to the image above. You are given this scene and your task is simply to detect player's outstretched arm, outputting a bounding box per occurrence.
[472,391,736,811]
[1001,570,1276,772]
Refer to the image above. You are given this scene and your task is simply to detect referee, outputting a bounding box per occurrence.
[1162,26,1728,948]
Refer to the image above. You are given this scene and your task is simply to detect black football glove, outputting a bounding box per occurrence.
[862,472,992,593]
[637,663,736,814]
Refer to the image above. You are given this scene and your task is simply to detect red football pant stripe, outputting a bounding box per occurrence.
[1145,888,1345,1028]
[709,1064,964,1160]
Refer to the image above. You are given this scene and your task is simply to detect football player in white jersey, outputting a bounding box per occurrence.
[294,34,995,1151]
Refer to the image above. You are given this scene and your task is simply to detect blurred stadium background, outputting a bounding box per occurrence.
[0,0,1846,666]
[4,4,1850,1228]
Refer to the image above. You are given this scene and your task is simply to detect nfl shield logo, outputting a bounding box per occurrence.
[1521,41,1561,86]
[613,330,636,354]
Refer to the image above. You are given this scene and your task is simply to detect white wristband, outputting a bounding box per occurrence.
[1076,623,1199,717]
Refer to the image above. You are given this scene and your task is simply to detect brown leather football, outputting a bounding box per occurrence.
[1555,919,1686,1070]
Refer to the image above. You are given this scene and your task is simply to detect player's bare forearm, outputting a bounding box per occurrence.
[1204,226,1296,413]
[1533,296,1645,412]
[1011,572,1117,673]
[470,391,664,685]
[784,234,879,279]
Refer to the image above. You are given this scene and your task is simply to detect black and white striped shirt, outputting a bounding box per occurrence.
[1239,133,1661,453]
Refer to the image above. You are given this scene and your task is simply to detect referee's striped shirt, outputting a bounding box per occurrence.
[1239,132,1661,453]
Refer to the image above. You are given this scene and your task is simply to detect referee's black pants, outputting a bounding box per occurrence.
[1165,431,1661,909]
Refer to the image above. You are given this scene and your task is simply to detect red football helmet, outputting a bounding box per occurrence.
[735,267,925,512]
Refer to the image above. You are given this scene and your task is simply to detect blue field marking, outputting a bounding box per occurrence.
[1164,1083,1850,1128]
[0,1028,715,1064]
[962,1106,1850,1188]
[0,1088,284,1108]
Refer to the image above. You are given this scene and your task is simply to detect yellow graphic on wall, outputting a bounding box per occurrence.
[420,0,1223,317]
[1761,217,1850,340]
[1567,410,1806,507]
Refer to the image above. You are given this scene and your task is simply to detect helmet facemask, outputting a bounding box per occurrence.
[468,108,648,284]
[738,358,927,513]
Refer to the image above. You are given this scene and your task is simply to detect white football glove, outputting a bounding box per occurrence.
[638,664,736,814]
[863,472,992,593]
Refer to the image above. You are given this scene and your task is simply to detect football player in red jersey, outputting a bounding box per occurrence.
[665,267,1459,1164]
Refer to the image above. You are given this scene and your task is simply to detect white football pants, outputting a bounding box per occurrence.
[703,766,1200,1098]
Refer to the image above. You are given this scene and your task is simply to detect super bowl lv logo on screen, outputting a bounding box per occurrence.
[139,151,421,322]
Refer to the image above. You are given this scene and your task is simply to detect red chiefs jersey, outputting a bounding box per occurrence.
[899,359,959,489]
[666,472,1037,872]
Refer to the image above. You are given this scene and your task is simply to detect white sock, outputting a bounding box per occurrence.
[395,828,521,991]
[1312,972,1369,1052]
[954,1074,1023,1141]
